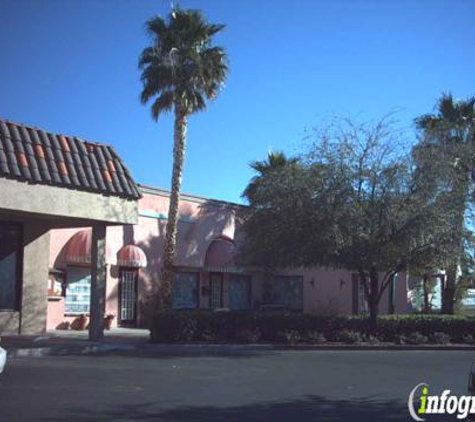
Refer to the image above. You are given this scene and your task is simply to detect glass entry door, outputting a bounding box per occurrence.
[119,269,138,325]
[210,273,223,309]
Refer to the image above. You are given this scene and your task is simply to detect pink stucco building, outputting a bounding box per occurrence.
[47,184,409,330]
[0,118,409,336]
[0,118,140,337]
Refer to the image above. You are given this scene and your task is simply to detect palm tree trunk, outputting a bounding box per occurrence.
[161,104,188,309]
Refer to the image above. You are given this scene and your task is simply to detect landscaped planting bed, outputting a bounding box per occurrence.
[149,311,475,345]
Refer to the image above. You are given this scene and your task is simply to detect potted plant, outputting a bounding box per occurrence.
[103,313,115,330]
[71,314,88,331]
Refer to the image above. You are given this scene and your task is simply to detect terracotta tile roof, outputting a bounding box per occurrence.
[0,118,141,200]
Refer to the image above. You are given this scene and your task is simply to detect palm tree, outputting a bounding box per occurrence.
[139,7,228,308]
[243,151,299,203]
[415,93,475,313]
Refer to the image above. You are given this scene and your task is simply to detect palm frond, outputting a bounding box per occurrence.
[139,7,228,117]
[151,91,174,121]
[146,15,168,39]
[438,93,458,123]
[243,152,299,201]
[415,114,438,131]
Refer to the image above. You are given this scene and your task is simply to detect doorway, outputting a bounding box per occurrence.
[210,273,224,309]
[119,268,138,326]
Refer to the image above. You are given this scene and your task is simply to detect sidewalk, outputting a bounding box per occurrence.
[1,328,152,358]
[1,328,276,358]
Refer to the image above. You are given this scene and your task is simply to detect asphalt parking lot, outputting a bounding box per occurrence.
[0,350,473,421]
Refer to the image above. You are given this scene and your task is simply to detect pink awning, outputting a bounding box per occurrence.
[66,229,113,265]
[204,235,242,273]
[117,244,147,268]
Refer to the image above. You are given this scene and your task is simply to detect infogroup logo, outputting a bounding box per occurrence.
[408,383,475,421]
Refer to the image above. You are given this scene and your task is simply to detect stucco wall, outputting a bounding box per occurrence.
[272,268,409,315]
[1,220,51,335]
[0,178,138,225]
[48,191,242,326]
[0,311,20,335]
[48,187,410,325]
[0,171,140,335]
[46,298,65,331]
[20,221,50,334]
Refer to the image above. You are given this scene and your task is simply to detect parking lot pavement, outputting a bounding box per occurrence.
[1,350,473,421]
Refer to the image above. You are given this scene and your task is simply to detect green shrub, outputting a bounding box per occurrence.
[406,332,428,345]
[149,311,475,344]
[200,329,217,342]
[236,328,261,343]
[429,332,451,345]
[375,314,475,342]
[282,329,302,345]
[462,334,475,345]
[364,334,380,345]
[305,331,327,344]
[394,334,407,345]
[149,311,184,342]
[337,330,362,344]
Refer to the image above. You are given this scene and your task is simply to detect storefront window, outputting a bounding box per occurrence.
[0,222,22,310]
[228,274,251,310]
[65,266,91,314]
[272,276,304,311]
[173,272,198,309]
[352,274,369,315]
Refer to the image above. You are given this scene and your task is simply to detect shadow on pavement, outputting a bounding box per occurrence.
[40,395,411,422]
[77,348,277,359]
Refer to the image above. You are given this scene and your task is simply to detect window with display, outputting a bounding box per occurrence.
[272,276,303,311]
[0,222,22,310]
[172,272,198,309]
[65,266,91,314]
[352,273,369,315]
[227,274,251,310]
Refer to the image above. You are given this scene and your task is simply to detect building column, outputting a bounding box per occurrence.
[20,222,50,335]
[89,224,107,341]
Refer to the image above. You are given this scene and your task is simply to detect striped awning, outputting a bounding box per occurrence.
[204,236,239,273]
[66,229,114,265]
[204,266,245,274]
[117,244,147,268]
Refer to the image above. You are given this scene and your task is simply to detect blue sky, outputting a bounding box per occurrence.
[0,0,473,204]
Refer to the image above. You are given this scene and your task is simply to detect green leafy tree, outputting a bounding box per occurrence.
[139,7,228,307]
[454,232,475,312]
[240,117,452,329]
[414,94,475,313]
[409,274,439,314]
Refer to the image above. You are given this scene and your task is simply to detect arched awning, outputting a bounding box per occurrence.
[66,229,114,265]
[204,235,242,273]
[117,244,147,268]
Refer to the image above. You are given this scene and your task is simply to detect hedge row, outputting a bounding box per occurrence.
[149,311,475,344]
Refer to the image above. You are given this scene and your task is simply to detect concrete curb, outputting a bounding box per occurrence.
[5,342,475,358]
[6,343,276,358]
[274,344,475,351]
[7,344,136,358]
